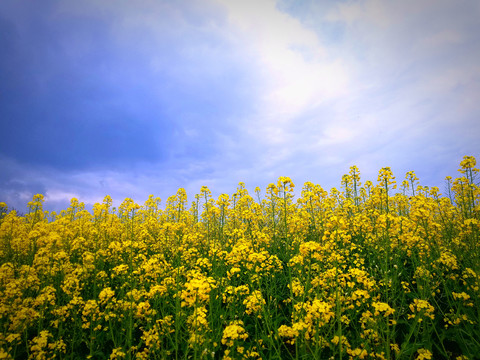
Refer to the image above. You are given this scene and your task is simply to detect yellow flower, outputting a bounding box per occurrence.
[331,335,349,348]
[278,322,307,345]
[409,299,435,322]
[222,320,248,347]
[98,287,116,304]
[180,271,216,307]
[348,347,368,359]
[372,302,395,317]
[244,290,266,316]
[28,330,52,360]
[459,155,477,171]
[289,278,305,297]
[452,292,470,301]
[0,348,13,360]
[416,348,432,360]
[109,347,126,360]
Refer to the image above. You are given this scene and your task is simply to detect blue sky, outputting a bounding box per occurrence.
[1,0,479,212]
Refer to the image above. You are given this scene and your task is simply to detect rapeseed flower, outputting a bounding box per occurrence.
[243,290,266,317]
[416,348,433,360]
[180,271,216,307]
[409,299,435,321]
[372,302,395,317]
[222,320,248,347]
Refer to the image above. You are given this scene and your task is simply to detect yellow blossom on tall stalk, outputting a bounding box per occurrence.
[243,290,266,317]
[222,320,248,347]
[372,302,395,317]
[408,299,435,322]
[416,348,433,360]
[405,171,420,196]
[180,271,216,307]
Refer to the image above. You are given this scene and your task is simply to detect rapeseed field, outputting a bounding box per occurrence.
[0,156,479,359]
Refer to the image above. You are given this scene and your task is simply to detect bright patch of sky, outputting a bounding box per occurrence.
[1,0,479,212]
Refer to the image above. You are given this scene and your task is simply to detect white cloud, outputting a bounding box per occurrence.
[44,190,81,203]
[204,0,355,183]
[321,126,355,146]
[214,0,350,120]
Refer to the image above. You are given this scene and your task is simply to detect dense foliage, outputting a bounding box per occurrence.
[0,156,479,360]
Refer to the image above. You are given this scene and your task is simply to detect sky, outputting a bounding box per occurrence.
[1,0,479,213]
